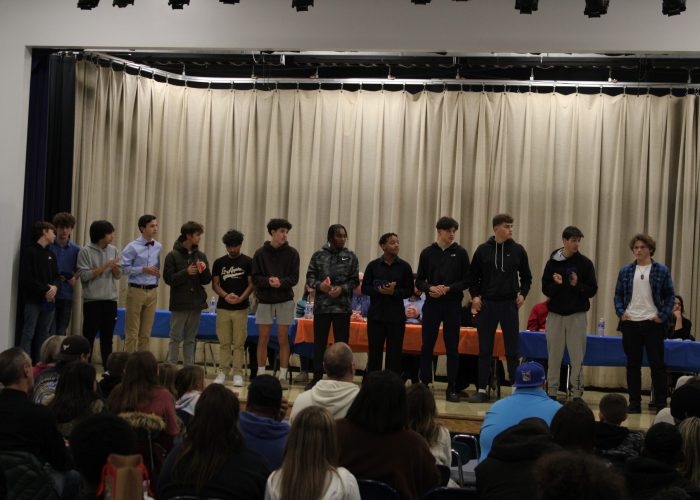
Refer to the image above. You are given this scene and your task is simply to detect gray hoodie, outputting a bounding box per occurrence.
[77,242,120,302]
[289,380,360,422]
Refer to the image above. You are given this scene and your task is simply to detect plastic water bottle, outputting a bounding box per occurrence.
[304,301,314,319]
[209,296,217,314]
[596,317,605,336]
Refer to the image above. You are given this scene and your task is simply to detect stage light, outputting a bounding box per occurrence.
[292,0,313,11]
[169,0,190,8]
[219,0,240,3]
[584,0,609,17]
[515,0,538,14]
[112,0,133,6]
[662,0,686,15]
[78,0,100,9]
[411,0,432,4]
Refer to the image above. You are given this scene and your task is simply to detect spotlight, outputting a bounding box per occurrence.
[112,0,133,6]
[411,0,432,4]
[169,0,190,8]
[77,0,100,9]
[584,0,609,17]
[662,0,686,15]
[515,0,538,14]
[219,0,240,3]
[292,0,313,10]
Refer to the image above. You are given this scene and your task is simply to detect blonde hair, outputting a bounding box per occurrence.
[679,417,700,487]
[39,335,66,365]
[279,406,338,500]
[157,363,178,398]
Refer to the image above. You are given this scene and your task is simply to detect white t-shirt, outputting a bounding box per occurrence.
[625,265,658,321]
[265,466,361,500]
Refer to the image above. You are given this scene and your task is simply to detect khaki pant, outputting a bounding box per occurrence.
[124,286,157,352]
[546,311,587,397]
[216,308,248,375]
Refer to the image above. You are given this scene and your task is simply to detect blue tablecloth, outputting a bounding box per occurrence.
[519,330,700,372]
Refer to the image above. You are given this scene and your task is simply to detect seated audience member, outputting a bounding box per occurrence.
[535,450,628,500]
[406,383,451,468]
[670,381,700,424]
[239,374,290,470]
[350,271,370,320]
[401,281,425,384]
[668,295,694,340]
[623,422,700,499]
[48,361,106,438]
[290,342,359,423]
[455,300,481,393]
[654,376,700,425]
[336,371,440,500]
[679,417,700,489]
[174,365,205,428]
[476,417,561,500]
[33,334,65,378]
[478,362,561,462]
[266,406,360,500]
[33,335,91,405]
[159,384,270,500]
[293,285,315,384]
[527,298,549,331]
[98,351,129,399]
[158,362,178,400]
[69,414,138,500]
[550,399,597,454]
[595,393,644,463]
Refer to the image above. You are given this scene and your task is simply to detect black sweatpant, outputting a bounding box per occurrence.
[366,320,405,375]
[476,299,520,390]
[313,313,351,380]
[621,319,666,406]
[82,300,117,364]
[420,299,461,388]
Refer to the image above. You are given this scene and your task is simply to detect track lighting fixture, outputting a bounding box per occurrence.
[662,0,686,16]
[112,0,133,7]
[77,0,100,9]
[169,0,190,8]
[292,0,314,11]
[584,0,609,17]
[515,0,538,14]
[411,0,432,4]
[219,0,240,3]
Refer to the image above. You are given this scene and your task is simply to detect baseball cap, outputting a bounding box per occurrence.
[56,335,91,361]
[513,361,546,388]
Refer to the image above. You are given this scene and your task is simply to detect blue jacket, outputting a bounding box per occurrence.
[238,411,289,470]
[614,261,675,322]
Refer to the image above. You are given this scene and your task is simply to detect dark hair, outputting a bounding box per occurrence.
[0,347,30,386]
[671,382,700,422]
[108,351,160,414]
[644,422,683,465]
[327,224,348,243]
[89,220,115,244]
[267,218,292,234]
[562,226,584,240]
[222,229,244,247]
[599,393,628,425]
[406,383,441,446]
[378,232,398,246]
[492,213,514,227]
[345,371,407,433]
[247,374,283,416]
[676,294,685,315]
[180,221,204,237]
[435,217,458,231]
[629,233,656,256]
[158,363,178,399]
[175,365,205,399]
[69,415,138,489]
[52,212,76,229]
[48,361,99,424]
[323,343,353,379]
[105,352,130,378]
[137,214,157,230]
[550,399,596,453]
[172,384,244,494]
[31,221,55,242]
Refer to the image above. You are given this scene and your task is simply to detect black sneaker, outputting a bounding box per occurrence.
[446,390,460,403]
[467,392,489,404]
[628,403,642,414]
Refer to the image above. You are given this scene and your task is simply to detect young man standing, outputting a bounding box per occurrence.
[252,219,300,382]
[121,214,161,352]
[163,221,212,366]
[468,213,532,403]
[614,234,675,413]
[19,221,59,362]
[212,229,254,386]
[541,226,598,400]
[305,224,359,389]
[76,220,121,364]
[416,217,470,403]
[48,212,80,335]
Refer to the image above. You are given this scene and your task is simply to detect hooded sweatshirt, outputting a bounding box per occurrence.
[265,466,360,500]
[163,238,212,311]
[541,248,597,316]
[239,411,290,470]
[289,380,360,422]
[594,421,643,463]
[306,244,360,314]
[252,241,300,304]
[623,457,700,499]
[469,237,532,301]
[76,242,120,302]
[415,242,470,303]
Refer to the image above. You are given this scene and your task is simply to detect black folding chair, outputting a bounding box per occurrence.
[357,479,401,500]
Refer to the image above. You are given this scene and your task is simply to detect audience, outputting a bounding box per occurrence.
[174,364,205,428]
[550,399,597,454]
[668,295,694,340]
[670,379,700,424]
[159,383,270,499]
[239,374,290,470]
[98,351,129,399]
[595,393,644,463]
[679,417,700,489]
[48,361,106,438]
[350,271,370,320]
[527,298,549,331]
[336,371,439,500]
[265,406,360,500]
[157,362,178,400]
[290,342,359,423]
[32,334,65,378]
[406,383,451,468]
[33,335,91,405]
[478,361,561,461]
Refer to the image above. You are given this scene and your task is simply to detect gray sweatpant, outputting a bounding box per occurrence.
[545,311,587,397]
[168,309,201,366]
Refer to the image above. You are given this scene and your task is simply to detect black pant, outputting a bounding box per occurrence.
[82,300,117,364]
[367,320,405,375]
[476,299,520,390]
[420,299,461,388]
[313,313,351,379]
[621,320,667,405]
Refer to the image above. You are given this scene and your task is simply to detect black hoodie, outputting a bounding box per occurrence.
[163,238,212,311]
[468,237,532,301]
[251,241,300,304]
[541,248,597,316]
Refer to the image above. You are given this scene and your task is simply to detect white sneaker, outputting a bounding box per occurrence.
[278,371,288,382]
[213,371,226,384]
[233,374,244,387]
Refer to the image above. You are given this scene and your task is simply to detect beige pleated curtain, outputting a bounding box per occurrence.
[72,60,700,388]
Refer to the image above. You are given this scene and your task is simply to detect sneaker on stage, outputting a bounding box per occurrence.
[293,371,309,384]
[467,391,490,404]
[232,374,244,387]
[214,370,226,385]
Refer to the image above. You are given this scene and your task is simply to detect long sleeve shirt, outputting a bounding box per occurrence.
[120,236,161,286]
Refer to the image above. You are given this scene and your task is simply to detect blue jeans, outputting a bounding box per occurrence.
[20,303,55,362]
[50,299,73,335]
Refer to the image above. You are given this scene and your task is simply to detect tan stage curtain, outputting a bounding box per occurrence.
[72,60,700,388]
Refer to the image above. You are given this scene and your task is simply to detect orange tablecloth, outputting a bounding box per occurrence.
[294,318,505,358]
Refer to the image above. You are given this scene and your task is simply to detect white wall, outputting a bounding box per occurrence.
[1,0,700,348]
